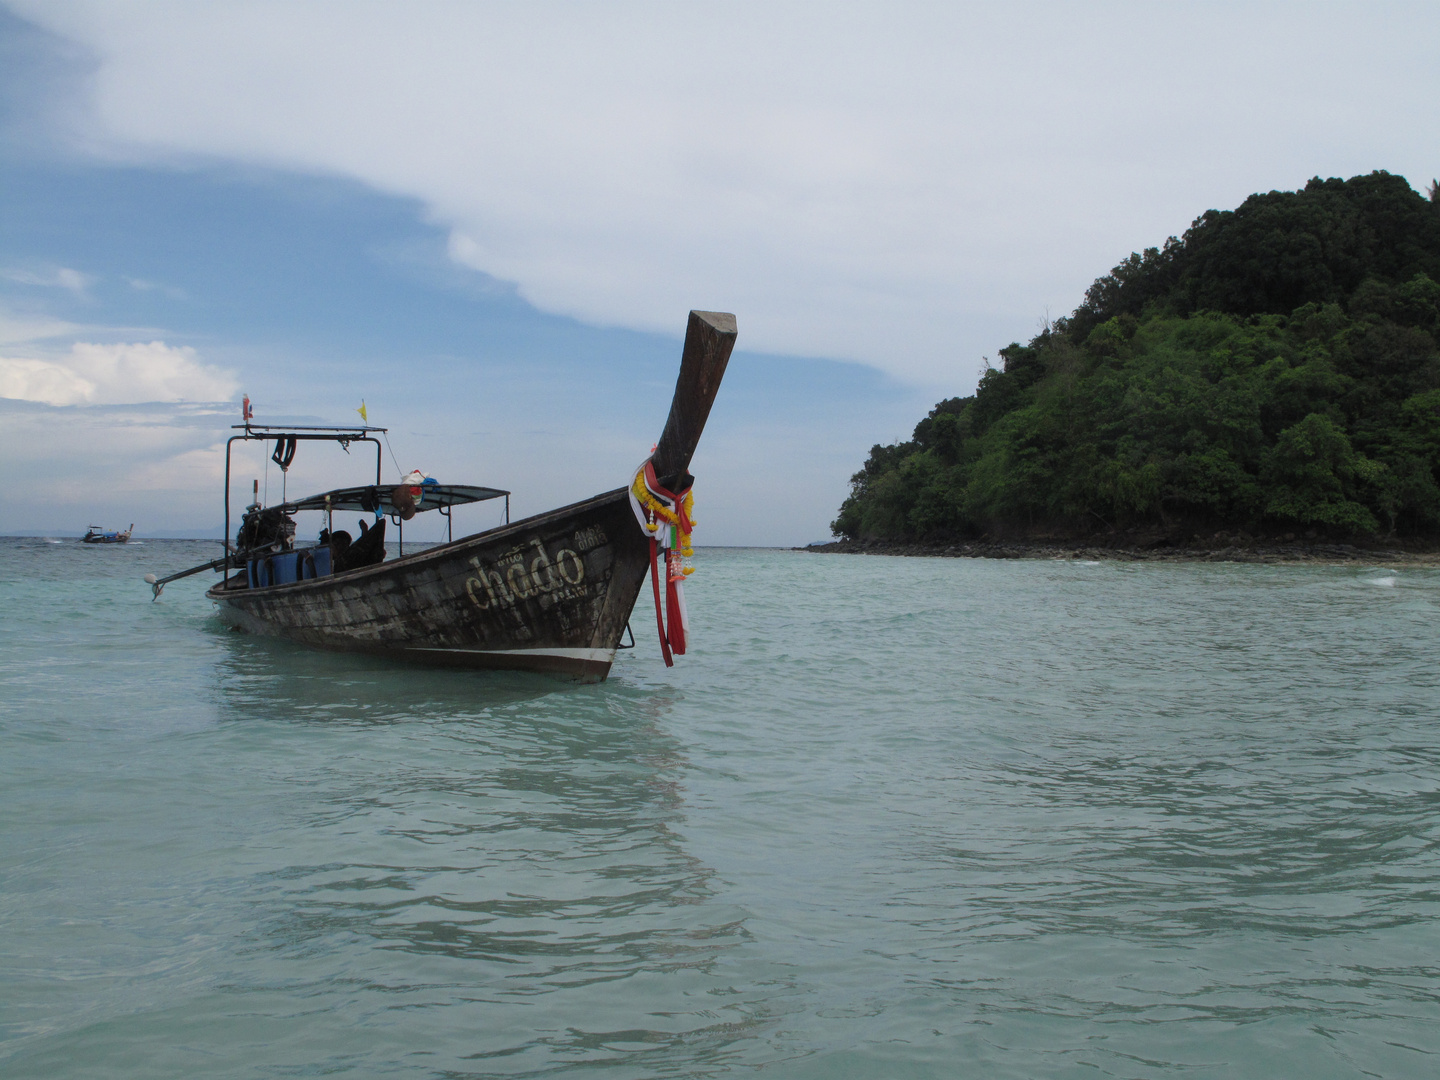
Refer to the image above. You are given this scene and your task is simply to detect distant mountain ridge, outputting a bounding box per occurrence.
[833,171,1440,544]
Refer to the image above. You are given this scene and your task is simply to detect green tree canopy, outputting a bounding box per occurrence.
[834,172,1440,543]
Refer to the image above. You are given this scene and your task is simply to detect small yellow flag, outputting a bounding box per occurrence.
[357,400,368,422]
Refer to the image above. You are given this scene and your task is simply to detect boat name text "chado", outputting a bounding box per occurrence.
[464,534,599,611]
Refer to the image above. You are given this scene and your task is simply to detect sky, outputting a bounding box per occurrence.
[2,2,1438,544]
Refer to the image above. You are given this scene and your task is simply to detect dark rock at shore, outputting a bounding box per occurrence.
[798,537,1439,564]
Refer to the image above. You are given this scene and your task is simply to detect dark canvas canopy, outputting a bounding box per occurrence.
[283,484,508,516]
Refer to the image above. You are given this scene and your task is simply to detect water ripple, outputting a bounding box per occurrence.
[2,541,1439,1077]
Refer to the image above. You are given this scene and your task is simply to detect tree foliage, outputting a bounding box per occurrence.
[834,172,1440,542]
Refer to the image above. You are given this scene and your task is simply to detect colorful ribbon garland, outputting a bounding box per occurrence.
[629,459,695,666]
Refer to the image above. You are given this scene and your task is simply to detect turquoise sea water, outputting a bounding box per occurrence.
[2,537,1438,1079]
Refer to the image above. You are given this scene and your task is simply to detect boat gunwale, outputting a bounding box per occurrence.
[207,485,631,600]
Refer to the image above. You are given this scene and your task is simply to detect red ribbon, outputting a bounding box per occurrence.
[666,551,686,655]
[650,536,673,667]
[641,460,692,665]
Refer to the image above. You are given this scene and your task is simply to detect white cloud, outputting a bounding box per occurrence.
[0,356,92,405]
[7,2,1440,385]
[1,266,92,292]
[0,340,237,405]
[0,398,235,532]
[0,310,82,346]
[124,276,186,299]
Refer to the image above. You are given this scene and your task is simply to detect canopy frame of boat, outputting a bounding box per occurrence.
[222,422,511,572]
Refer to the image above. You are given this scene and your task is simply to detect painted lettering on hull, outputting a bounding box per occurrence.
[464,535,599,613]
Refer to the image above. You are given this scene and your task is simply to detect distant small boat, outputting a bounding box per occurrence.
[82,524,133,544]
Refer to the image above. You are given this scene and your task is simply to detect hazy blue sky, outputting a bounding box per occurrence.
[2,2,1437,542]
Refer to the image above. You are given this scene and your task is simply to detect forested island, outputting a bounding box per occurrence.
[828,171,1440,556]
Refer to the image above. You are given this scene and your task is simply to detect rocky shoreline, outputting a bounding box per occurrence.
[802,537,1440,564]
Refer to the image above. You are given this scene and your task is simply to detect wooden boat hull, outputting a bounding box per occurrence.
[208,488,650,682]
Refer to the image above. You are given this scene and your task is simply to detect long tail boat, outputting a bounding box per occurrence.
[83,524,133,544]
[145,310,735,682]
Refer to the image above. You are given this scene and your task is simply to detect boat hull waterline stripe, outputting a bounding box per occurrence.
[409,647,615,663]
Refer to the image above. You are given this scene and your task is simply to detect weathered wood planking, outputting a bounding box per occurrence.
[210,489,648,681]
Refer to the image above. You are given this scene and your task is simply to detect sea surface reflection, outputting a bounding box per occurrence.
[2,540,1438,1077]
[205,636,758,1073]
